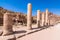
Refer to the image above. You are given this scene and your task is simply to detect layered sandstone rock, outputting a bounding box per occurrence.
[0,7,60,26]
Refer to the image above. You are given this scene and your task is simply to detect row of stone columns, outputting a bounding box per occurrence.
[2,3,49,35]
[27,3,49,29]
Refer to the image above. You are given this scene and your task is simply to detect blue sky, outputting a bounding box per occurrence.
[0,0,60,16]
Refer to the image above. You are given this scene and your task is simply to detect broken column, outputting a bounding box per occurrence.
[45,9,49,26]
[41,12,45,26]
[2,13,13,36]
[27,3,32,29]
[37,10,40,28]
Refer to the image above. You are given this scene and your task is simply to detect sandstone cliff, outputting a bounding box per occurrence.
[0,7,60,26]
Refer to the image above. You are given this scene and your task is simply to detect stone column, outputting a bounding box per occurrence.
[2,13,13,36]
[41,12,45,26]
[48,16,50,26]
[27,3,32,29]
[37,10,40,28]
[45,9,48,26]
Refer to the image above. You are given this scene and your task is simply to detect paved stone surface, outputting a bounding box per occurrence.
[13,24,41,38]
[0,23,60,40]
[0,35,16,40]
[0,24,38,38]
[17,23,60,40]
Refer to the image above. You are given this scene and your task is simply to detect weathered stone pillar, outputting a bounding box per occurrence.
[2,13,13,36]
[37,10,40,28]
[27,3,32,29]
[41,12,45,26]
[45,9,49,26]
[48,16,50,26]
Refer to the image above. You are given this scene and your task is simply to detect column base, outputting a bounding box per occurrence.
[2,31,13,36]
[27,27,32,30]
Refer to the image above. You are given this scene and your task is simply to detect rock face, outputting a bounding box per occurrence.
[0,7,27,25]
[2,13,13,36]
[0,7,60,26]
[49,14,60,26]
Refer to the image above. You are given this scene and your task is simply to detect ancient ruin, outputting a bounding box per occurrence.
[0,3,60,40]
[45,9,49,26]
[27,3,32,29]
[41,12,45,26]
[37,10,41,28]
[2,12,13,36]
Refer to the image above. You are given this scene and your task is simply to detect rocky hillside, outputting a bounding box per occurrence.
[0,7,27,25]
[0,7,60,26]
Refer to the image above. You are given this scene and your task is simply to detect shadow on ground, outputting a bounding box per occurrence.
[16,25,54,39]
[14,30,27,34]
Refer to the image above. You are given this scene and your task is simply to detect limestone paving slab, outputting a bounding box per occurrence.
[17,23,60,40]
[0,35,16,40]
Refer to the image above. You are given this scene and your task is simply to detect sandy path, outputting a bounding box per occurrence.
[17,23,60,40]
